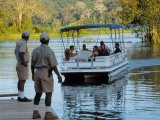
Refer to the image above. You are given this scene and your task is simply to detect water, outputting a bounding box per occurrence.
[0,39,160,120]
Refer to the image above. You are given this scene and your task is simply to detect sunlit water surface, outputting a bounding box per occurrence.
[0,38,160,120]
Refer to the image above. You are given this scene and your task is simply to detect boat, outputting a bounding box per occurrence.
[59,24,128,85]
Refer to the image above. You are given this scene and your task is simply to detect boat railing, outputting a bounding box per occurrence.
[61,51,127,70]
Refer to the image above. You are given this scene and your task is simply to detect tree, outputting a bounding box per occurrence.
[120,0,160,43]
[1,0,45,28]
[120,0,138,24]
[0,0,124,34]
[94,1,107,23]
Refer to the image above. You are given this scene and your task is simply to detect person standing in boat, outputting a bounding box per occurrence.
[31,32,62,119]
[114,42,121,54]
[14,31,31,102]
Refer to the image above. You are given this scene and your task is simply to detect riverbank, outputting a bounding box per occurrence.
[0,29,133,42]
[0,31,60,42]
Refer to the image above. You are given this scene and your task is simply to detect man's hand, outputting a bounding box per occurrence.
[52,66,62,83]
[58,75,62,83]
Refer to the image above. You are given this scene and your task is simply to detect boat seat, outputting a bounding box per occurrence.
[76,50,92,61]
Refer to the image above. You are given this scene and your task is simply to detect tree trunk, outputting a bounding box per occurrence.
[18,11,22,28]
[145,26,160,43]
[151,26,160,43]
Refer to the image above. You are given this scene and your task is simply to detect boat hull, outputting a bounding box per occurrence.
[61,61,128,86]
[60,51,128,85]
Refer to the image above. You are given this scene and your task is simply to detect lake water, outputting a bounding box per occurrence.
[0,38,160,120]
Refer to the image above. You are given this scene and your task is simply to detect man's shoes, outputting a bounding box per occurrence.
[44,112,58,120]
[17,97,32,102]
[32,110,41,119]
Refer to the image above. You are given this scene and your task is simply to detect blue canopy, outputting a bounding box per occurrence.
[60,24,124,32]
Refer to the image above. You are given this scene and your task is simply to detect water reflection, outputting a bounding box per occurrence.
[129,65,160,95]
[127,43,160,60]
[126,66,160,120]
[61,73,128,120]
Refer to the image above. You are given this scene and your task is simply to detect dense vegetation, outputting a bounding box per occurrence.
[0,0,120,33]
[0,0,159,42]
[120,0,160,43]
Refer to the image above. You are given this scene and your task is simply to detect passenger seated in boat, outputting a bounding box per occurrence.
[69,45,78,57]
[98,44,109,56]
[92,46,99,57]
[76,44,92,61]
[81,44,92,52]
[64,49,70,60]
[99,41,111,54]
[114,42,121,54]
[64,45,77,60]
[82,44,88,51]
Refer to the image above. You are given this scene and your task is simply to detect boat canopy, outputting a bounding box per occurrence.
[60,23,125,53]
[60,24,124,32]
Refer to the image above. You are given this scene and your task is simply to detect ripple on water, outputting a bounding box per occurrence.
[61,75,128,120]
[1,42,160,120]
[126,64,160,120]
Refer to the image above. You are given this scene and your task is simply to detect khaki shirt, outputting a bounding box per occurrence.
[14,39,29,64]
[31,44,58,68]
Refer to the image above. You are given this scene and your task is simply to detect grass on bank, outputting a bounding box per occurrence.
[0,29,132,42]
[0,30,60,42]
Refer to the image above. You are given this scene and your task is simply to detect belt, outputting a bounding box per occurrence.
[36,67,49,69]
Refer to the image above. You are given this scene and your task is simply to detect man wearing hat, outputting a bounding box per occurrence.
[31,32,62,119]
[14,31,31,102]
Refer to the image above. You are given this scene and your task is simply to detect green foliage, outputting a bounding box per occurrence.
[0,18,7,33]
[83,37,94,43]
[0,0,123,41]
[120,0,138,24]
[21,18,33,32]
[1,0,159,42]
[120,0,160,43]
[33,25,51,33]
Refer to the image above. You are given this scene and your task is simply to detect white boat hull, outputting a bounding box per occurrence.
[60,51,128,85]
